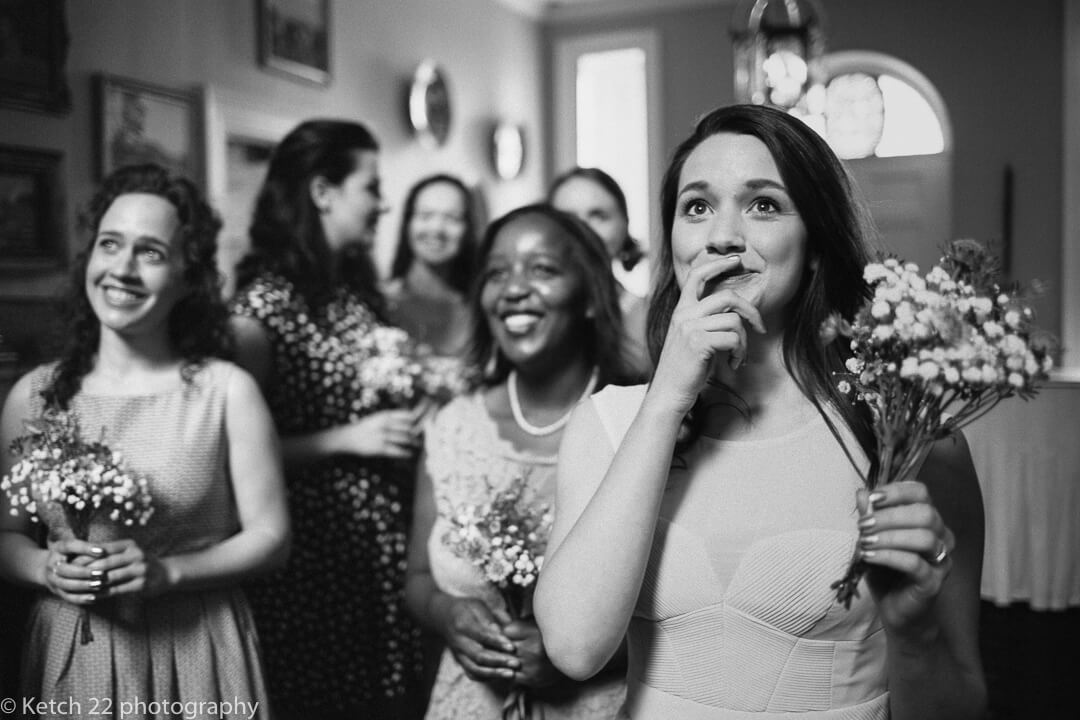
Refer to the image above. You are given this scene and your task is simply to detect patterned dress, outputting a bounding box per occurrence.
[19,360,271,719]
[231,273,423,719]
[422,393,626,719]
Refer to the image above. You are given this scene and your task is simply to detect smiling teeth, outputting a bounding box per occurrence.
[104,287,140,302]
[503,314,539,334]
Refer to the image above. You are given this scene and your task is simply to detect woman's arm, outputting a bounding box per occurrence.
[534,393,682,680]
[230,315,421,471]
[536,254,766,681]
[404,452,520,682]
[94,367,291,596]
[862,431,987,720]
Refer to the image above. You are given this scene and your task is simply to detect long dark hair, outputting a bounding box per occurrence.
[467,203,634,389]
[648,104,878,472]
[234,119,385,316]
[44,163,228,409]
[548,166,645,271]
[389,174,478,295]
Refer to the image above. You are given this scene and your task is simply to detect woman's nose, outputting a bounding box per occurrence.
[706,208,745,255]
[110,246,139,276]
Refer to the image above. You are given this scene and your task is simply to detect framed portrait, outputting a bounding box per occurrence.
[0,0,71,114]
[258,0,330,86]
[0,144,64,273]
[95,74,206,188]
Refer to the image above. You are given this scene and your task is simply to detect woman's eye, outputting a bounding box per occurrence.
[141,248,165,263]
[530,263,560,279]
[681,199,709,217]
[484,267,508,283]
[96,237,118,251]
[751,197,780,214]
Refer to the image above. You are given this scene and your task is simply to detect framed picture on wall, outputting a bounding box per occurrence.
[257,0,331,85]
[95,74,206,188]
[0,144,64,273]
[0,0,71,114]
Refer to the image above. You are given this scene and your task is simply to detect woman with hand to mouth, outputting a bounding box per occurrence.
[0,163,288,717]
[405,204,634,719]
[534,105,987,720]
[229,119,427,719]
[384,174,478,359]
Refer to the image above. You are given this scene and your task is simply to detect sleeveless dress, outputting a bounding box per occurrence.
[589,385,889,720]
[19,360,271,720]
[231,273,423,719]
[423,393,626,719]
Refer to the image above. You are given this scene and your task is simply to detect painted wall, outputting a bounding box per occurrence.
[0,0,545,361]
[545,0,1065,338]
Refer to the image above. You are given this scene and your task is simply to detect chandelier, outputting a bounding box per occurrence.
[731,0,827,117]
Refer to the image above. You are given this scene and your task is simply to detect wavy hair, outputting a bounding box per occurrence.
[467,203,634,389]
[647,104,878,472]
[234,119,385,316]
[548,166,645,272]
[44,163,228,409]
[389,174,478,296]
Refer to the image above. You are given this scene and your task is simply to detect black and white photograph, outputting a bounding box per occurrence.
[0,2,1077,720]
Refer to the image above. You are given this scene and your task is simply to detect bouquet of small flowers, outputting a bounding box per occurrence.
[823,239,1054,607]
[442,475,552,720]
[350,326,473,418]
[441,475,552,619]
[1,407,154,642]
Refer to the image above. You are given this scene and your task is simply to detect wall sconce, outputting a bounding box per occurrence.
[730,0,827,117]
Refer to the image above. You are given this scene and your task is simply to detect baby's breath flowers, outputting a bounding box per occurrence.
[824,239,1054,607]
[350,326,473,418]
[441,475,552,720]
[1,407,154,642]
[441,475,552,619]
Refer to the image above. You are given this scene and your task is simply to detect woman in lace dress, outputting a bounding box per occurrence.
[230,119,426,719]
[535,105,987,719]
[0,164,288,718]
[406,204,635,719]
[383,174,478,359]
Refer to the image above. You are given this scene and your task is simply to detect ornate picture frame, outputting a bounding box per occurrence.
[257,0,331,86]
[0,0,71,114]
[95,73,206,188]
[0,144,64,273]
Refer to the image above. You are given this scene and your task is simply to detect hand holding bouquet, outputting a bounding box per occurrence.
[2,407,154,642]
[823,239,1054,607]
[442,475,553,720]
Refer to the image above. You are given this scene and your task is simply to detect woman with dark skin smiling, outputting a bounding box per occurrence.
[406,204,630,719]
[0,164,287,717]
[535,105,986,719]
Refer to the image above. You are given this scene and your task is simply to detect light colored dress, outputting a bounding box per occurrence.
[423,393,626,720]
[20,360,270,720]
[589,385,889,720]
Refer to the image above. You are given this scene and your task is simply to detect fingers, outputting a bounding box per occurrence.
[857,482,952,577]
[678,253,740,307]
[44,550,108,603]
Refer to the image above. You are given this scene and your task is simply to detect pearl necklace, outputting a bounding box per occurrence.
[508,367,599,437]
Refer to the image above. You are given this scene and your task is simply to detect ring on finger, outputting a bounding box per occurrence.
[928,541,949,566]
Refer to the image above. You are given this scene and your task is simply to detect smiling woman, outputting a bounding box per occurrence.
[0,164,287,717]
[404,204,635,719]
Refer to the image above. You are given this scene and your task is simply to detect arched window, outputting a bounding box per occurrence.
[811,50,952,160]
[809,51,953,273]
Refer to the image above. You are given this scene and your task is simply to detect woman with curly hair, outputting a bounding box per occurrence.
[0,163,289,718]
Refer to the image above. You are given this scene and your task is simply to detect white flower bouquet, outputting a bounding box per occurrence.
[350,326,473,418]
[824,239,1054,607]
[442,475,553,720]
[2,407,154,642]
[441,474,552,619]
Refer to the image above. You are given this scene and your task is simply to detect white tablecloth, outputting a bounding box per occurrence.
[965,380,1080,610]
